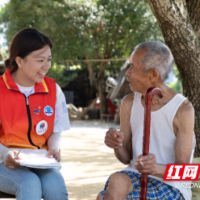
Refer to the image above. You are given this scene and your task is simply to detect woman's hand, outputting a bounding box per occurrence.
[4,150,21,169]
[48,148,60,162]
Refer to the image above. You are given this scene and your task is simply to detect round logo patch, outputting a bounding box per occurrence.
[44,106,53,116]
[36,120,48,135]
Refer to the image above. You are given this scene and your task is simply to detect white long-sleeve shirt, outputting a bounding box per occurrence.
[0,82,70,163]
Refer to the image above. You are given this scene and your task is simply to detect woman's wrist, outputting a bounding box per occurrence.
[2,150,13,162]
[0,143,12,162]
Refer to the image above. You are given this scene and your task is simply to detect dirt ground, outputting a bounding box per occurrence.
[61,120,125,200]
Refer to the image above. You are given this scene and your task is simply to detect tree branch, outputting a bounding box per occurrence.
[102,39,108,59]
[107,42,116,58]
[62,58,128,62]
[106,24,121,58]
[86,56,99,91]
[97,62,108,80]
[93,33,100,59]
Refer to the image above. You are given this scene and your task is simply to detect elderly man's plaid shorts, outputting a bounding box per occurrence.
[99,171,185,200]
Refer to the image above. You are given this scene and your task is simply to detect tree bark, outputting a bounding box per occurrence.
[86,61,99,91]
[147,0,200,156]
[186,0,200,38]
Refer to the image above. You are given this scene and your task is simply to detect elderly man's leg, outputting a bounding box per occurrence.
[96,193,103,200]
[97,172,133,200]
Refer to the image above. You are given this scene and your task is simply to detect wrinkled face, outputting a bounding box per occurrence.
[126,49,150,94]
[17,45,52,86]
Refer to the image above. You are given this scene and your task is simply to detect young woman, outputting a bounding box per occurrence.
[0,28,69,200]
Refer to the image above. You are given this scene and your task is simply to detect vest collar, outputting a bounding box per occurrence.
[3,69,49,93]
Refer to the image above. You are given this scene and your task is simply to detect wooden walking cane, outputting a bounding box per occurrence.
[140,87,163,200]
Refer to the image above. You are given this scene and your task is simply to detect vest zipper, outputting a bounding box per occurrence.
[10,89,47,149]
[25,96,40,149]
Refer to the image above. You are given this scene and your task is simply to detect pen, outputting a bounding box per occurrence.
[15,149,22,159]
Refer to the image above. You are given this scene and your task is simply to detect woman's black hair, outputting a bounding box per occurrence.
[4,28,53,71]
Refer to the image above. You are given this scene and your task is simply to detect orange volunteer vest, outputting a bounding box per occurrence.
[0,69,56,149]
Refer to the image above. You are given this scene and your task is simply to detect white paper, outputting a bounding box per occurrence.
[12,149,60,169]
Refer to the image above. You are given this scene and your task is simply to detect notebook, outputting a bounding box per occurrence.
[12,149,60,169]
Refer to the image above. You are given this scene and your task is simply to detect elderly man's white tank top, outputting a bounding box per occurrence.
[123,92,195,200]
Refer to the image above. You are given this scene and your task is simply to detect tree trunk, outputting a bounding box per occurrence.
[86,60,108,115]
[147,0,200,156]
[98,62,108,115]
[99,79,107,115]
[86,61,98,91]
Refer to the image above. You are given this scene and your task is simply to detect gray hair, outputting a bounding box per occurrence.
[135,41,174,81]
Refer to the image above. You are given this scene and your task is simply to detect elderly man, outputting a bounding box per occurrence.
[96,41,195,200]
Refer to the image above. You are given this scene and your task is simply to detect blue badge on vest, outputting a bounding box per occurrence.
[44,106,53,116]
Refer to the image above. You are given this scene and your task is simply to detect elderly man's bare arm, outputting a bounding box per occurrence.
[104,93,133,164]
[174,100,194,163]
[155,99,194,177]
[135,99,195,178]
[115,94,133,164]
